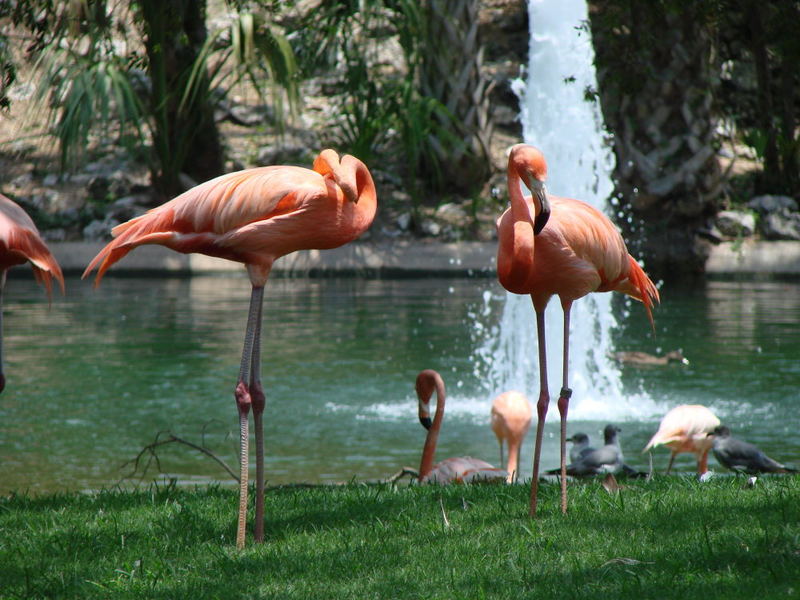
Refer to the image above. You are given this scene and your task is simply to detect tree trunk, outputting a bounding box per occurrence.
[139,0,223,200]
[588,1,722,277]
[419,0,494,195]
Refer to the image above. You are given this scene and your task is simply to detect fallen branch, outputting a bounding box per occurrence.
[118,428,239,484]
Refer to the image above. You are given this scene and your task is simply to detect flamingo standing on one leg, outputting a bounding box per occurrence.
[0,193,65,393]
[643,404,720,474]
[496,144,659,516]
[416,369,507,484]
[490,390,532,482]
[83,149,377,548]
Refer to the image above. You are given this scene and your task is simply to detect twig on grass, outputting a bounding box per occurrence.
[118,427,239,485]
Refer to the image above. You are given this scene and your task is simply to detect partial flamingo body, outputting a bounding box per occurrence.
[416,369,507,484]
[496,144,659,516]
[0,193,65,392]
[490,390,532,482]
[643,404,720,474]
[83,150,377,548]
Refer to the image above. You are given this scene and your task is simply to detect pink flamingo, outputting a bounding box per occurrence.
[643,404,720,474]
[490,390,532,482]
[0,193,65,392]
[496,144,659,516]
[83,149,377,548]
[416,369,507,484]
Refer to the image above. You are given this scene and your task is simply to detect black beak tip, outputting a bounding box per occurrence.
[533,206,550,235]
[419,416,432,430]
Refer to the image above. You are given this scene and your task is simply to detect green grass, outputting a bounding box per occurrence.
[1,476,799,599]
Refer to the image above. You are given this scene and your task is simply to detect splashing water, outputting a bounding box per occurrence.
[474,0,663,421]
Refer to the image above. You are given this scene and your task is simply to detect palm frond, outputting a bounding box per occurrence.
[32,46,146,170]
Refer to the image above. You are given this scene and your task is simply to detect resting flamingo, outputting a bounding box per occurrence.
[643,404,720,474]
[0,193,65,393]
[416,369,507,484]
[490,390,532,482]
[496,144,659,516]
[83,149,377,548]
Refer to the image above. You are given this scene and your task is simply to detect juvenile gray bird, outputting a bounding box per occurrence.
[709,426,798,474]
[548,425,626,476]
[568,432,594,463]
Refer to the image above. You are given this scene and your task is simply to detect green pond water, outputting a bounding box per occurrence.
[1,274,798,494]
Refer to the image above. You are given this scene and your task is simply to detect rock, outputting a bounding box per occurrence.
[747,195,798,214]
[43,228,67,242]
[435,202,469,226]
[107,195,150,221]
[88,172,133,202]
[226,104,274,127]
[10,172,33,187]
[83,217,120,242]
[42,173,60,187]
[714,210,755,238]
[697,225,723,243]
[395,213,412,231]
[759,210,800,241]
[420,219,442,237]
[256,144,308,166]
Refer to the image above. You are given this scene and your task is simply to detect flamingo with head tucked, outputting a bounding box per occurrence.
[490,390,532,482]
[0,193,65,393]
[83,149,377,548]
[416,369,507,484]
[643,404,721,474]
[496,143,659,516]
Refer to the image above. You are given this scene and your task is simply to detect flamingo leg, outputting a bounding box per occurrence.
[529,307,549,517]
[234,284,265,549]
[250,288,266,543]
[697,449,709,475]
[0,271,5,394]
[557,304,573,515]
[666,451,676,475]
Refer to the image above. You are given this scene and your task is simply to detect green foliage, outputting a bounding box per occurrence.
[2,476,799,599]
[10,1,299,196]
[290,0,465,211]
[32,48,145,169]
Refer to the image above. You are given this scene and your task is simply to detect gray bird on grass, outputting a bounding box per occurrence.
[547,425,627,476]
[568,432,595,463]
[709,426,798,474]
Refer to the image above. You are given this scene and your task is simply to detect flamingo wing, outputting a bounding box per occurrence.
[644,405,720,452]
[528,196,659,320]
[83,166,329,283]
[0,194,65,296]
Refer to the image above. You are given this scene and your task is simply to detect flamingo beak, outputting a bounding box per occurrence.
[533,188,550,235]
[418,400,432,430]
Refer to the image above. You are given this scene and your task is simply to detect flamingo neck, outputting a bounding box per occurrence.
[505,439,521,480]
[508,166,538,224]
[418,376,445,480]
[497,167,538,293]
[350,157,378,231]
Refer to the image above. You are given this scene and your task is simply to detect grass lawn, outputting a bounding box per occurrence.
[1,475,798,599]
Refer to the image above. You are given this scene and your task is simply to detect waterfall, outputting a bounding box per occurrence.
[475,0,660,421]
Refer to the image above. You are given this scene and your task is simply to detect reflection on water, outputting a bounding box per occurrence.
[0,275,798,493]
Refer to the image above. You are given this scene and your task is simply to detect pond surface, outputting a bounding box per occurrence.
[1,274,798,494]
